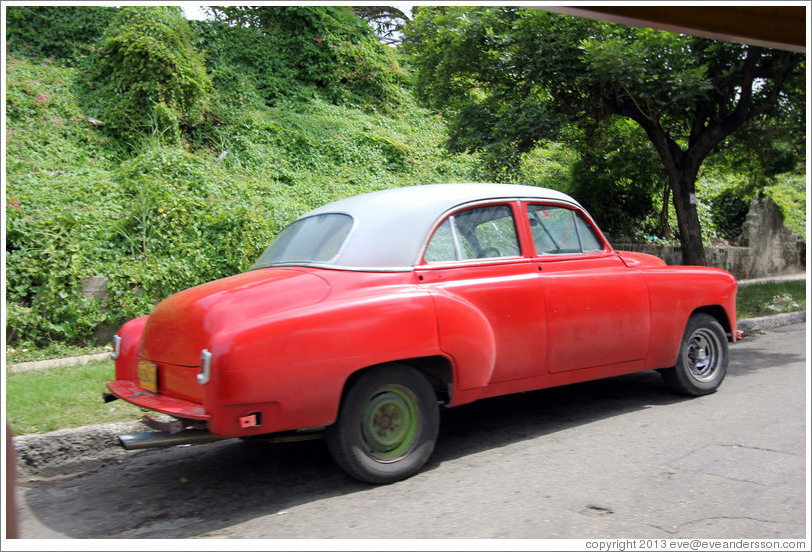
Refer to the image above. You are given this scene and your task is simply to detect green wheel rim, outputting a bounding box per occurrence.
[360,385,421,463]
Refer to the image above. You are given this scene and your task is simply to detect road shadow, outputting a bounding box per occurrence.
[725,326,806,378]
[19,334,800,538]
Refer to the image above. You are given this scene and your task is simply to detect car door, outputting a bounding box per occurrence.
[416,202,547,386]
[525,203,651,373]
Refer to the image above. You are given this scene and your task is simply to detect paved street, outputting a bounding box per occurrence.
[14,323,808,540]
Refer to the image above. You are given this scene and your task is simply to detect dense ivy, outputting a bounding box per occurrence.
[5,5,117,65]
[81,6,212,147]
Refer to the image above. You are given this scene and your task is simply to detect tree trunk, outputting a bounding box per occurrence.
[659,185,671,239]
[669,172,706,266]
[633,116,707,266]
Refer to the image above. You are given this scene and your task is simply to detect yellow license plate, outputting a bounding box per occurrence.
[138,360,158,393]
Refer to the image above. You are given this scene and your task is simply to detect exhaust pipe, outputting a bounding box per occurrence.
[118,429,225,450]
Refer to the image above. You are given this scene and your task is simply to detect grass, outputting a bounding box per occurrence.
[4,280,806,436]
[736,280,806,319]
[5,360,143,435]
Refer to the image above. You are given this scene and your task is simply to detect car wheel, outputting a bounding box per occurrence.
[326,364,440,484]
[660,313,728,396]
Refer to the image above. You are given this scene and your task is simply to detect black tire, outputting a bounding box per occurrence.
[326,364,440,484]
[660,313,728,396]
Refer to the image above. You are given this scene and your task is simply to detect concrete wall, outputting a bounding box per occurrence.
[614,196,806,280]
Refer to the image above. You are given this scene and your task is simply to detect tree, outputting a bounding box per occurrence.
[203,6,407,109]
[352,6,411,46]
[404,7,804,264]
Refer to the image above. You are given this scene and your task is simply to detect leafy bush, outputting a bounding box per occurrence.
[710,187,751,241]
[565,120,666,240]
[5,5,117,66]
[764,172,806,236]
[82,6,211,146]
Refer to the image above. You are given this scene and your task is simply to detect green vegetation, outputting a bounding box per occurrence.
[6,360,143,435]
[201,6,409,110]
[4,5,806,356]
[5,5,117,65]
[736,280,806,320]
[6,343,111,365]
[82,6,211,146]
[5,6,479,351]
[404,7,805,265]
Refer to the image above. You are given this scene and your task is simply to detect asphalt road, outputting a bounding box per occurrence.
[13,323,808,540]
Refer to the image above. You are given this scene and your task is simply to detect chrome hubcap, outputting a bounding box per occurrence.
[685,328,722,382]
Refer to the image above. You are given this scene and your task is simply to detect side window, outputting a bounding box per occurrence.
[575,214,603,252]
[527,204,604,255]
[424,204,520,263]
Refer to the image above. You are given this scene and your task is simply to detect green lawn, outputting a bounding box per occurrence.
[736,280,806,319]
[5,280,806,436]
[5,360,143,435]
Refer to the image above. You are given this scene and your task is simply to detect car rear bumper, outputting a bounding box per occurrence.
[106,379,210,420]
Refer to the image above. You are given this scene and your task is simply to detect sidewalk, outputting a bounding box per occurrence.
[737,272,807,285]
[6,352,111,374]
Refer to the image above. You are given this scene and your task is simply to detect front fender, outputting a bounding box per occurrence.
[644,267,737,369]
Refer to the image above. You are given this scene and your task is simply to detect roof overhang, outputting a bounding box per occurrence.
[539,5,807,53]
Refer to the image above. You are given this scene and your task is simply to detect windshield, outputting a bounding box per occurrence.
[252,213,354,268]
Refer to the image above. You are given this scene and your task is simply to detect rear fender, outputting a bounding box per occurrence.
[209,289,444,433]
[429,289,496,397]
[113,316,149,381]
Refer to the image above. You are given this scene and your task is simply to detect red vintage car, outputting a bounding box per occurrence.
[106,183,737,484]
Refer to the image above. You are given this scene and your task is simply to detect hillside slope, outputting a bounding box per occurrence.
[5,54,480,347]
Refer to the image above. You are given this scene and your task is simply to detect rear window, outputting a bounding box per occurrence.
[252,214,353,268]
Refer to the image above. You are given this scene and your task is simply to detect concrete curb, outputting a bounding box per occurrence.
[7,352,111,373]
[737,273,806,286]
[8,312,807,475]
[736,310,806,336]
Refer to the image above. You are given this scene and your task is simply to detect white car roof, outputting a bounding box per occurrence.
[260,183,585,271]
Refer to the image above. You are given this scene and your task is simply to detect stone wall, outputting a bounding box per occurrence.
[739,196,806,278]
[615,196,806,280]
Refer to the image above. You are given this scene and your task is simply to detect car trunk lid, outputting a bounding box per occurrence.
[138,268,331,401]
